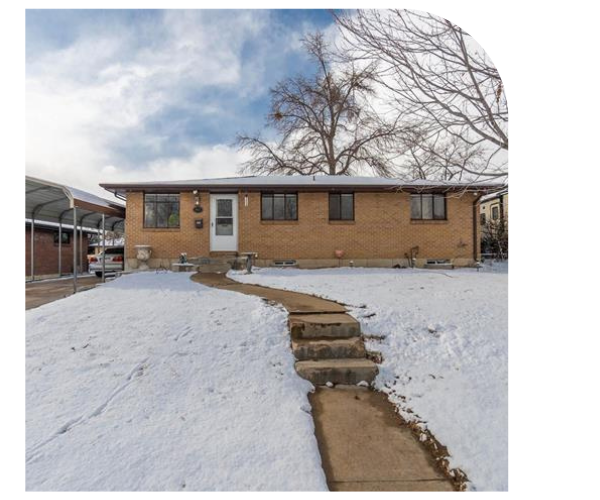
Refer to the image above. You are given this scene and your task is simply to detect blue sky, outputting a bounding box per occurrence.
[26,9,339,195]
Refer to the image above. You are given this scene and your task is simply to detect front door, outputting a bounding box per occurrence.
[210,194,238,252]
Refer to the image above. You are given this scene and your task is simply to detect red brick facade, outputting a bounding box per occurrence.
[26,224,90,278]
[123,189,481,269]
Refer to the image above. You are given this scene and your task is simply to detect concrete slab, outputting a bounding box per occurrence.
[309,386,455,491]
[289,313,360,339]
[292,338,366,360]
[330,479,454,491]
[191,273,346,313]
[295,359,378,385]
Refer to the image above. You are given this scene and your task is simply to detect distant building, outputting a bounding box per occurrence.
[481,189,510,233]
[25,221,95,279]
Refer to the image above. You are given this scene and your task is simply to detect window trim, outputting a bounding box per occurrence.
[260,192,298,221]
[328,192,355,221]
[410,194,447,221]
[143,193,181,229]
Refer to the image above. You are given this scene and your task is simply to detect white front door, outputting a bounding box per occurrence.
[210,194,238,252]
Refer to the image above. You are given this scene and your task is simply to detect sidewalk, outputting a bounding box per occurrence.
[192,272,457,492]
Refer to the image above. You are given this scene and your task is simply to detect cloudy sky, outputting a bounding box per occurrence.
[26,9,338,196]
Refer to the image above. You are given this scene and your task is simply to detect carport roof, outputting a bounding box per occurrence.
[26,176,125,230]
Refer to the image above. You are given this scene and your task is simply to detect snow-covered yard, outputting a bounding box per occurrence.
[26,272,327,491]
[230,265,508,491]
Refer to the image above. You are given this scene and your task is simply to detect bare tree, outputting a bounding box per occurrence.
[481,214,508,260]
[336,9,508,181]
[237,32,404,176]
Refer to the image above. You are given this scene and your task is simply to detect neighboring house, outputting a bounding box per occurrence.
[480,188,508,229]
[100,176,502,270]
[25,221,95,279]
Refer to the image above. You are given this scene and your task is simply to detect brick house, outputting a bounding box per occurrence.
[100,176,502,270]
[25,221,94,279]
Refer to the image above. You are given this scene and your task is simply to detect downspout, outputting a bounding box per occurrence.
[472,194,483,263]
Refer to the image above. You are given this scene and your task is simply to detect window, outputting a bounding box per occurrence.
[491,206,499,220]
[215,199,234,235]
[261,193,297,220]
[480,213,487,225]
[53,232,70,245]
[411,194,446,220]
[144,194,180,228]
[329,193,354,220]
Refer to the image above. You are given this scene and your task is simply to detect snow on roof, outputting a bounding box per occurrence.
[480,187,508,203]
[101,175,504,193]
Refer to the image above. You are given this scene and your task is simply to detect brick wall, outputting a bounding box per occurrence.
[124,189,480,268]
[26,225,90,277]
[124,191,211,269]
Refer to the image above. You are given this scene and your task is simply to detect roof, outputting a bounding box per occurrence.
[26,176,126,230]
[25,219,97,234]
[480,187,508,203]
[101,175,504,197]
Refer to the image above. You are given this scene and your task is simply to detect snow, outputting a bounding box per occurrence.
[26,272,327,491]
[103,174,504,189]
[229,266,508,491]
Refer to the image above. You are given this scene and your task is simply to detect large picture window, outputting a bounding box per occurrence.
[329,193,354,221]
[411,194,446,220]
[144,194,180,228]
[261,193,298,220]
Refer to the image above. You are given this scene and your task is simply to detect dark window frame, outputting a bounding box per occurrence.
[261,192,298,221]
[329,193,355,221]
[491,205,499,220]
[143,193,180,228]
[410,194,447,220]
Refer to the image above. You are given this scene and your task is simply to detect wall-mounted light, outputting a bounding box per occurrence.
[193,190,202,212]
[244,193,248,207]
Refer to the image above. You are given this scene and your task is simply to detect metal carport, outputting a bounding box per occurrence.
[26,176,125,292]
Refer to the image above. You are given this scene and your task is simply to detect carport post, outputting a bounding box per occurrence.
[101,214,106,283]
[58,222,62,276]
[80,226,84,274]
[30,217,35,282]
[72,207,78,293]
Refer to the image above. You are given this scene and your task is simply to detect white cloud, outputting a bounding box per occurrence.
[26,10,300,198]
[102,144,251,184]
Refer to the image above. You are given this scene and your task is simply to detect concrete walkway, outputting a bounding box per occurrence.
[191,272,346,313]
[26,276,103,310]
[192,272,457,491]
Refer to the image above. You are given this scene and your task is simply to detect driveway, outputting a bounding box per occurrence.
[26,276,103,310]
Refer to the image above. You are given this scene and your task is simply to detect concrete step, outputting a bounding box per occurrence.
[295,358,378,386]
[292,338,366,361]
[289,313,360,339]
[197,262,231,273]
